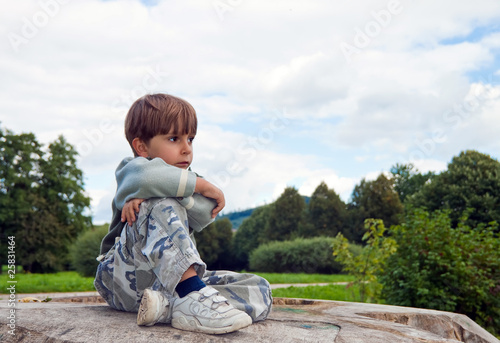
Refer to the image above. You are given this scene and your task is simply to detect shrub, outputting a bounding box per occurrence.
[69,224,108,277]
[380,209,500,337]
[332,219,397,303]
[249,236,360,274]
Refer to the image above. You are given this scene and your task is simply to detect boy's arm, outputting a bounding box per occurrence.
[116,157,225,222]
[194,177,225,217]
[114,157,197,210]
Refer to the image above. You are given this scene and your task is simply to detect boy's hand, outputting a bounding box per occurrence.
[194,178,225,218]
[121,198,145,226]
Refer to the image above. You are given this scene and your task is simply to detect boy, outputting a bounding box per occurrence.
[94,94,272,335]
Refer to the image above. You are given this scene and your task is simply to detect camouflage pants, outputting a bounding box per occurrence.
[94,198,272,322]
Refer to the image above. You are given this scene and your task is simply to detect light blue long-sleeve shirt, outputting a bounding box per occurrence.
[99,157,216,255]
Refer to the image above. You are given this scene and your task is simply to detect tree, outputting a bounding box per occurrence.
[380,209,500,337]
[409,150,500,228]
[390,163,434,203]
[0,128,44,271]
[332,219,396,302]
[0,127,91,272]
[41,137,91,234]
[264,186,306,242]
[232,205,271,270]
[194,218,234,270]
[307,181,346,238]
[346,173,403,243]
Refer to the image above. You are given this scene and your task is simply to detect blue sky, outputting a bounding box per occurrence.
[1,0,500,224]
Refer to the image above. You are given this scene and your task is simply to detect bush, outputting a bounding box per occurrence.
[249,236,360,274]
[380,209,500,337]
[333,219,397,303]
[69,224,108,277]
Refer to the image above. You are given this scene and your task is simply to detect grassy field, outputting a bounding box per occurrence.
[0,271,95,294]
[251,272,354,284]
[272,283,364,302]
[0,270,359,301]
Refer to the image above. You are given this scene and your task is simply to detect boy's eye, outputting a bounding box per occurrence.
[168,136,177,142]
[188,137,195,143]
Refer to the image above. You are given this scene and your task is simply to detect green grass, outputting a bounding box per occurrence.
[272,283,362,302]
[0,271,95,294]
[0,270,355,301]
[251,272,354,284]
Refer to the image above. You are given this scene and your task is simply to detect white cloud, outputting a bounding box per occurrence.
[411,159,448,174]
[1,0,499,223]
[297,171,358,202]
[193,95,261,124]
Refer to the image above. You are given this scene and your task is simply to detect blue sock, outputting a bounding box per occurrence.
[175,275,206,298]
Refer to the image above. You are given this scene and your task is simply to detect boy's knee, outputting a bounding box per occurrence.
[141,197,177,208]
[140,198,187,217]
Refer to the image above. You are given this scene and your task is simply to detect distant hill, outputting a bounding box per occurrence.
[217,196,310,230]
[217,207,256,230]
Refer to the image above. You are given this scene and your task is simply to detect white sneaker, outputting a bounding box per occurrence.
[171,286,252,335]
[137,288,170,326]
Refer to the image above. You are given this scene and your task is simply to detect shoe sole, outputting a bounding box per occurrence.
[137,289,159,326]
[171,313,252,335]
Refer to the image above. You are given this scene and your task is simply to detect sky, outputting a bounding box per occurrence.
[1,0,500,224]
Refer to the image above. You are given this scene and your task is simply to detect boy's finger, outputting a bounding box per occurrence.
[211,205,220,218]
[127,213,135,226]
[133,199,144,213]
[211,201,225,218]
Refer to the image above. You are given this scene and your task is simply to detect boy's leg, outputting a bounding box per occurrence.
[94,226,146,312]
[136,198,206,295]
[94,198,206,312]
[203,270,273,322]
[136,199,253,333]
[95,198,253,334]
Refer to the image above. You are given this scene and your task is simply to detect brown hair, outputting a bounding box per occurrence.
[125,94,197,156]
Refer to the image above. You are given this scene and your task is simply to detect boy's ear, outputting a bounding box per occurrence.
[132,138,149,158]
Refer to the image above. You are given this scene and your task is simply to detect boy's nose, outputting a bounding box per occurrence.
[182,140,192,154]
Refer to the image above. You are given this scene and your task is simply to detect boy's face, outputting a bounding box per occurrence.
[135,132,195,169]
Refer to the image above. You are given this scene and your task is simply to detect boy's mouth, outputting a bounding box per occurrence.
[176,162,190,168]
